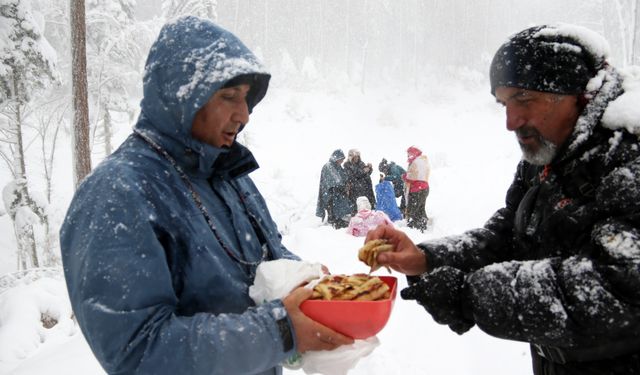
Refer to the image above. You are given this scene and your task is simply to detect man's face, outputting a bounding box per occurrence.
[495,87,581,165]
[191,84,251,148]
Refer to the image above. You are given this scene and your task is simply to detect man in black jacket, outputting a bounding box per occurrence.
[366,24,640,374]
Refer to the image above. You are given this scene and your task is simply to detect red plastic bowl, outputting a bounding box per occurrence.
[300,276,397,339]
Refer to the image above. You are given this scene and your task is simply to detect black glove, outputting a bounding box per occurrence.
[401,266,474,335]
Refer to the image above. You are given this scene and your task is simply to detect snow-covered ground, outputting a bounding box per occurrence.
[0,80,533,374]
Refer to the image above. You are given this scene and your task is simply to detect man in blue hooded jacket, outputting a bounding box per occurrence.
[60,16,352,375]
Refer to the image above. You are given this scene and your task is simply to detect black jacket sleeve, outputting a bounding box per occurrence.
[418,161,534,273]
[419,156,640,348]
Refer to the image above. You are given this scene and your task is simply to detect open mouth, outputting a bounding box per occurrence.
[222,131,237,142]
[516,128,539,145]
[518,135,536,145]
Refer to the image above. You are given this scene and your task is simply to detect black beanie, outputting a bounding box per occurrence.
[330,149,345,162]
[490,25,604,96]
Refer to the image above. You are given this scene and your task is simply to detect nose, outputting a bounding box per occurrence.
[233,100,250,126]
[505,104,526,132]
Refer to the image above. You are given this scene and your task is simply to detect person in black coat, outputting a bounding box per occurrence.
[316,149,351,229]
[343,149,376,213]
[365,24,640,375]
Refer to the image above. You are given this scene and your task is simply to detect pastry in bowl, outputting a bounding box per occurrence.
[301,275,397,339]
[310,273,390,301]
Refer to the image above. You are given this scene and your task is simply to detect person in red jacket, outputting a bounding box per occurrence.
[402,146,430,231]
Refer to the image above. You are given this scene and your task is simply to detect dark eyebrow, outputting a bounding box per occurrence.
[221,86,242,92]
[219,85,251,95]
[508,90,528,101]
[497,90,529,104]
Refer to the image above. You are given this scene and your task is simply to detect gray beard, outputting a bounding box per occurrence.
[520,137,557,165]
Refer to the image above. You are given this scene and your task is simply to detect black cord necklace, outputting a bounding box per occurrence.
[134,130,269,277]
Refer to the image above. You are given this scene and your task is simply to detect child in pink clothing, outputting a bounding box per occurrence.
[346,196,393,237]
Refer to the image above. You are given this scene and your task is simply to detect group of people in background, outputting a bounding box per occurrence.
[316,145,431,234]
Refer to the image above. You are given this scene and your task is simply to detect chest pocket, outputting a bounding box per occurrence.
[514,170,597,257]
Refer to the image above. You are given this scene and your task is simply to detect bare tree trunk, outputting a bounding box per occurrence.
[70,0,92,188]
[42,122,61,202]
[41,216,59,267]
[103,108,112,156]
[39,112,62,267]
[12,79,39,270]
[14,93,27,184]
[14,222,29,269]
[14,116,40,270]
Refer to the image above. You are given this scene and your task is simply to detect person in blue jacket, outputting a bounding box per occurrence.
[375,174,403,222]
[378,158,407,210]
[60,16,352,375]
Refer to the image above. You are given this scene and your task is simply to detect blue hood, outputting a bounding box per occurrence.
[135,16,270,162]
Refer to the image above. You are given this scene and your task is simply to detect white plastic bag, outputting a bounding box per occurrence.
[250,259,380,375]
[300,337,380,375]
[249,258,323,304]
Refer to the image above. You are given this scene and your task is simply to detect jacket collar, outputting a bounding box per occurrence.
[555,64,623,164]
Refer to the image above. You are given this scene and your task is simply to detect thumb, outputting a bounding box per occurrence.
[286,286,313,307]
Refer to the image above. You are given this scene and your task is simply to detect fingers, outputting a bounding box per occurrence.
[283,288,355,353]
[290,314,355,353]
[376,250,394,264]
[371,236,428,276]
[364,223,399,243]
[313,330,353,350]
[313,327,354,351]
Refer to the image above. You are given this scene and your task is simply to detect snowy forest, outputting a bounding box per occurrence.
[0,0,639,373]
[1,0,639,276]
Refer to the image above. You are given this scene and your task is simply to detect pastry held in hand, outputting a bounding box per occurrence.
[358,239,394,273]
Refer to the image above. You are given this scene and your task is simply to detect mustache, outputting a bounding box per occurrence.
[515,126,541,139]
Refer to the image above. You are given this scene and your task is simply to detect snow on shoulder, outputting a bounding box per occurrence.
[602,66,640,136]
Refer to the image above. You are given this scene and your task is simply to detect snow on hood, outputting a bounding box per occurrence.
[602,66,640,136]
[136,16,270,152]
